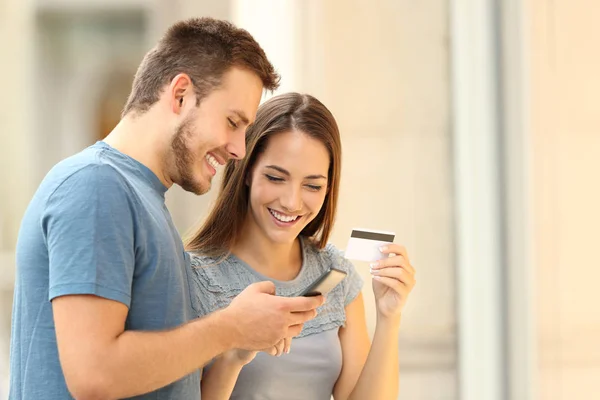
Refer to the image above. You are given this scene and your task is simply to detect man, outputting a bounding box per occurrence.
[10,17,323,399]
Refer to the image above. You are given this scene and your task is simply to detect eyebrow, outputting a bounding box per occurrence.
[231,109,250,125]
[265,165,327,180]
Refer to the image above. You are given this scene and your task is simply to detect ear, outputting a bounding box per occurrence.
[168,73,194,115]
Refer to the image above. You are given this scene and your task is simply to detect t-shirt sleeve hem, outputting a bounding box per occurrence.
[49,283,131,308]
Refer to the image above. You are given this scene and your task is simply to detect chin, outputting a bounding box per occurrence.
[180,176,211,195]
[267,234,298,245]
[266,225,305,245]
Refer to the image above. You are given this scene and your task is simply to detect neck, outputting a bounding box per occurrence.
[232,215,302,280]
[103,110,173,188]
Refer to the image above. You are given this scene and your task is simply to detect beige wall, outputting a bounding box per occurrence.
[0,0,35,395]
[317,1,457,398]
[529,0,600,398]
[0,0,35,251]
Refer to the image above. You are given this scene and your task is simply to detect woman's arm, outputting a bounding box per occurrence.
[201,341,288,400]
[333,244,416,400]
[200,351,249,400]
[332,292,370,400]
[332,294,401,400]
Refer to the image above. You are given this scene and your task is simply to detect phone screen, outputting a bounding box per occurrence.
[300,267,347,297]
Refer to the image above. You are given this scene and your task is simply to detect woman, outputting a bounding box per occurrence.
[185,93,416,400]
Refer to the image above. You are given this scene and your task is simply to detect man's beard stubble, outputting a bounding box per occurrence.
[170,116,211,195]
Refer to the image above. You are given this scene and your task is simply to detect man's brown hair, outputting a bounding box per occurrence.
[184,93,342,258]
[122,17,280,117]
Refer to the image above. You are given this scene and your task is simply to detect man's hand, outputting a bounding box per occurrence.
[220,336,292,368]
[223,281,324,350]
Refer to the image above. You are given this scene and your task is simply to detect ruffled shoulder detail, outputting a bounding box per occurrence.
[187,241,364,339]
[295,243,364,338]
[187,253,255,317]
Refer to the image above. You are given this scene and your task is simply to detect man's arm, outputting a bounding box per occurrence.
[53,295,235,399]
[53,282,323,400]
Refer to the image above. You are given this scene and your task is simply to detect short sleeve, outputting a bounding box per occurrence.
[324,244,364,306]
[42,164,135,307]
[340,257,364,306]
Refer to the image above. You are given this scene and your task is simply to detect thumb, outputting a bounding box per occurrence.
[248,280,276,295]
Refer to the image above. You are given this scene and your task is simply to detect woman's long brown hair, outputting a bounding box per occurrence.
[184,92,342,257]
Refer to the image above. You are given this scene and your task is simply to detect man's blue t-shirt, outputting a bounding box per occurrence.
[9,141,200,399]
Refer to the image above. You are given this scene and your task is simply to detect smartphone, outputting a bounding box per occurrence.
[299,267,347,297]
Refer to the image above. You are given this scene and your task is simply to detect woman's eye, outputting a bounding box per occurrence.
[265,174,284,182]
[306,184,323,191]
[227,118,238,129]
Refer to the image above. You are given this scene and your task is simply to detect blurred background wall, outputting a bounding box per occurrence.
[1,0,598,399]
[529,0,600,398]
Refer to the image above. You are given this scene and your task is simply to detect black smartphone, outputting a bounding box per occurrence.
[299,267,347,297]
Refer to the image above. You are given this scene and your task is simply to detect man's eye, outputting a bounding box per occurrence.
[227,118,238,129]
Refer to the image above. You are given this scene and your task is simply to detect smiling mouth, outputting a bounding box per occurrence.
[205,153,220,170]
[268,208,302,223]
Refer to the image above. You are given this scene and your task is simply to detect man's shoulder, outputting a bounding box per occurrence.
[41,145,131,201]
[52,144,120,180]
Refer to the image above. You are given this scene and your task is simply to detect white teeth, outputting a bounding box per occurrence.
[269,209,299,223]
[206,154,219,170]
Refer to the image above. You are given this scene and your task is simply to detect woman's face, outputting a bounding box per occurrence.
[246,130,330,245]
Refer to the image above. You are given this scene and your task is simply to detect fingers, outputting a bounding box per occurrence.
[280,294,325,312]
[371,265,416,288]
[380,243,409,262]
[266,346,278,356]
[287,323,304,338]
[372,275,404,293]
[263,338,292,357]
[274,339,285,356]
[370,254,410,271]
[371,246,415,275]
[370,255,414,275]
[260,339,281,356]
[289,309,318,326]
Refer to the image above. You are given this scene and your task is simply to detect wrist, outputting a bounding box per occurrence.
[217,350,248,368]
[376,311,402,330]
[202,308,240,352]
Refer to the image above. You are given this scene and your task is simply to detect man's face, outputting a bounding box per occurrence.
[170,67,263,195]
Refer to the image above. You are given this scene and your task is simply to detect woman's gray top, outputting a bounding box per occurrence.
[188,238,364,400]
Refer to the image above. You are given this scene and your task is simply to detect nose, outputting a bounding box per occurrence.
[281,185,302,213]
[225,130,247,160]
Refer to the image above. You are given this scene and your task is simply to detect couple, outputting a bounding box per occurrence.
[10,17,416,400]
